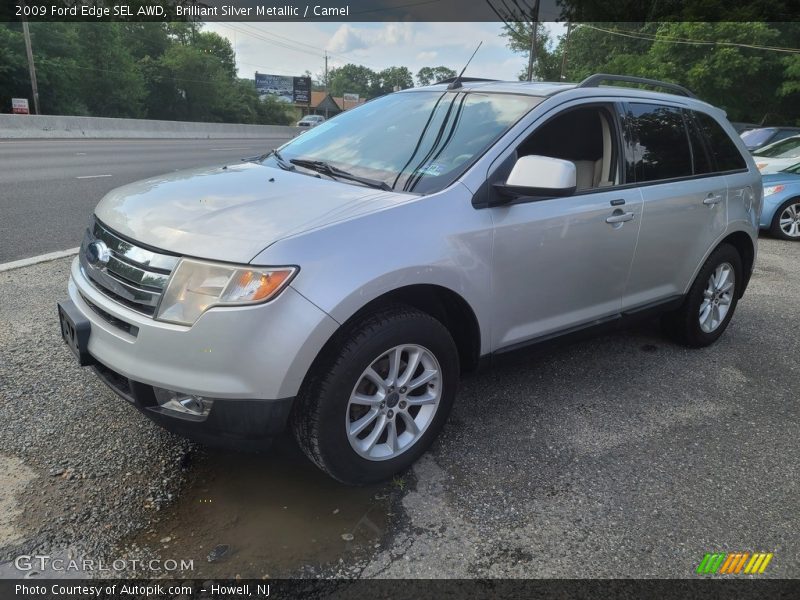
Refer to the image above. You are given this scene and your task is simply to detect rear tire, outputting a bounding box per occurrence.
[291,305,459,485]
[662,243,742,348]
[769,197,800,240]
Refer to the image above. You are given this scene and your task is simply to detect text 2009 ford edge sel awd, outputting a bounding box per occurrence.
[59,75,761,484]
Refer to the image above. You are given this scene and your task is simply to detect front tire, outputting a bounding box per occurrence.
[770,198,800,240]
[291,305,459,484]
[663,243,742,348]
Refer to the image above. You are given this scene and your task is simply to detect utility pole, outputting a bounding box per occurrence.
[560,22,573,81]
[20,14,40,115]
[324,51,329,94]
[526,0,540,82]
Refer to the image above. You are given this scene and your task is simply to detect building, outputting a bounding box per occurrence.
[301,91,366,118]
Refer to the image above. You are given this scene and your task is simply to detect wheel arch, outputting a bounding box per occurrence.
[769,195,800,234]
[310,284,482,377]
[719,230,755,298]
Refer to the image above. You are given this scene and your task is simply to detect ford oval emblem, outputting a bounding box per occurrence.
[85,240,111,267]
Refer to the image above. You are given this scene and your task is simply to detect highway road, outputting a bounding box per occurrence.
[0,137,293,263]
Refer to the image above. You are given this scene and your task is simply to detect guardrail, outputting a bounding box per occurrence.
[0,114,298,139]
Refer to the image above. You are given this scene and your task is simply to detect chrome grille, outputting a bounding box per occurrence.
[80,219,179,317]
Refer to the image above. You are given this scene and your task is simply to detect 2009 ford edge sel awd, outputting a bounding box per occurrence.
[58,75,762,484]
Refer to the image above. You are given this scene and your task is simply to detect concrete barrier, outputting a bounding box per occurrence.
[0,114,298,139]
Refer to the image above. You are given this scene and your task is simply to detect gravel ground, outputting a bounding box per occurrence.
[0,237,797,580]
[0,256,196,574]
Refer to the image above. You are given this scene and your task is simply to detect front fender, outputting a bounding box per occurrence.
[251,184,494,355]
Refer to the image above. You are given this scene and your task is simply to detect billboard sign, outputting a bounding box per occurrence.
[292,76,311,104]
[12,98,29,114]
[343,93,360,103]
[255,74,312,104]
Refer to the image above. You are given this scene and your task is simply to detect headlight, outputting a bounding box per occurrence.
[156,258,296,326]
[763,185,784,197]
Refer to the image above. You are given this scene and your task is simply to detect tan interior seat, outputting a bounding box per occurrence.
[573,160,602,190]
[572,113,615,191]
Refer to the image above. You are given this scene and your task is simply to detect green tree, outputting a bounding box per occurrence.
[501,22,563,81]
[0,23,29,113]
[370,66,414,96]
[328,63,375,98]
[501,21,800,124]
[76,23,145,118]
[416,66,457,86]
[24,23,87,115]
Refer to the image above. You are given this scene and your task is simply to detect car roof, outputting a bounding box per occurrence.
[404,79,721,114]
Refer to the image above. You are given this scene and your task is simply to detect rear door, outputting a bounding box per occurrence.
[620,102,728,309]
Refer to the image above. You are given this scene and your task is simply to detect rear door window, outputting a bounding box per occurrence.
[626,103,693,182]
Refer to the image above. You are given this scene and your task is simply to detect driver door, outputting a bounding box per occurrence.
[488,102,643,351]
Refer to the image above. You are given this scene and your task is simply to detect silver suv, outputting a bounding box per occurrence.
[58,75,762,484]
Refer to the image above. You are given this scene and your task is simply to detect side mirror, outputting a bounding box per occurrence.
[491,155,577,206]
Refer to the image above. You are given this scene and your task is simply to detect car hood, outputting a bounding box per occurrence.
[755,157,799,174]
[95,162,408,264]
[761,172,800,186]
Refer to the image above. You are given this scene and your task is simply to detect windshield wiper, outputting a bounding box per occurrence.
[244,149,295,171]
[289,158,392,191]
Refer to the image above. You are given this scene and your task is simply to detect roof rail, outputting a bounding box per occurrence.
[577,73,697,99]
[434,77,498,85]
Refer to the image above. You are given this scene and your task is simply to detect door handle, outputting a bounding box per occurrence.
[606,211,635,224]
[703,194,724,205]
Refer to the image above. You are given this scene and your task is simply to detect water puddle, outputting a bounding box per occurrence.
[128,437,394,578]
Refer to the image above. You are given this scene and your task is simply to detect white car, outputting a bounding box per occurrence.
[296,115,325,128]
[752,134,800,174]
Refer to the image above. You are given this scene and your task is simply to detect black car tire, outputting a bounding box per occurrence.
[662,243,742,348]
[769,197,800,241]
[291,305,459,485]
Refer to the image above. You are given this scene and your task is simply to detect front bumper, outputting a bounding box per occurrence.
[68,257,338,400]
[65,256,340,443]
[90,358,293,449]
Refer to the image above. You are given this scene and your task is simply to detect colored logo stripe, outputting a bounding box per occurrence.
[697,552,773,574]
[744,553,773,574]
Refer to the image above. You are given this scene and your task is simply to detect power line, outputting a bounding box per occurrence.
[583,24,800,55]
[217,22,381,71]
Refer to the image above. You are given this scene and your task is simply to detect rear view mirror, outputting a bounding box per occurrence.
[491,155,577,205]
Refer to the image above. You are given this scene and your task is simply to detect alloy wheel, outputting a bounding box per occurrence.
[346,344,442,461]
[779,202,800,238]
[699,262,735,333]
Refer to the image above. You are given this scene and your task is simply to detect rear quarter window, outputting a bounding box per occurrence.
[693,111,747,172]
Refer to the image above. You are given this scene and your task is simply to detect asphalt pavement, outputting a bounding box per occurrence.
[0,137,292,263]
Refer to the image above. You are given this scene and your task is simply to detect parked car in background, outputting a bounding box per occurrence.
[760,163,800,240]
[731,122,760,134]
[297,115,326,128]
[740,126,800,151]
[752,135,800,174]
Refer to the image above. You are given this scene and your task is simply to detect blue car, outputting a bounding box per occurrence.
[761,163,800,240]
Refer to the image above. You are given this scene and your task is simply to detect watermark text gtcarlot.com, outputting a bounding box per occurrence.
[14,555,195,573]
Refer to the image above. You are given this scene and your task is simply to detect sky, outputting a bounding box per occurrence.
[205,22,566,85]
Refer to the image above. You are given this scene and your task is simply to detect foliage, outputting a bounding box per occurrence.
[501,21,800,124]
[328,63,414,98]
[0,22,293,125]
[416,66,457,86]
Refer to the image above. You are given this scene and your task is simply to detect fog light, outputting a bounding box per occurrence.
[153,387,214,417]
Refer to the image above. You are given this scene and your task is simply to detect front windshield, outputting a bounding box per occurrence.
[753,137,800,158]
[780,162,800,175]
[741,128,775,147]
[269,90,541,194]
